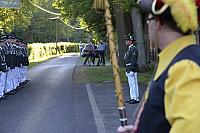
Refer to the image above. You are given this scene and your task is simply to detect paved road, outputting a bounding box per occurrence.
[0,53,97,133]
[0,53,145,133]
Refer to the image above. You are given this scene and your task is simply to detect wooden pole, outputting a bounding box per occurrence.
[99,0,127,126]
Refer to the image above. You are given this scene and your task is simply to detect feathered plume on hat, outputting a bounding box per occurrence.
[140,0,199,33]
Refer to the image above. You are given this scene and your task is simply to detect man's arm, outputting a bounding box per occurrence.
[165,60,200,133]
[130,47,138,72]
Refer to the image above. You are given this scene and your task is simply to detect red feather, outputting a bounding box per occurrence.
[196,0,200,21]
[156,0,164,9]
[196,0,200,8]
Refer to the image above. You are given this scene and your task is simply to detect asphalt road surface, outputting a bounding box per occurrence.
[0,53,142,133]
[0,53,98,133]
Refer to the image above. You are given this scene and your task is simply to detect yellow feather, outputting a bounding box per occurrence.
[163,0,198,32]
[92,0,105,10]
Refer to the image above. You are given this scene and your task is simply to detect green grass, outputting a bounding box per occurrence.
[77,65,152,85]
[82,66,114,82]
[138,72,152,85]
[29,60,45,67]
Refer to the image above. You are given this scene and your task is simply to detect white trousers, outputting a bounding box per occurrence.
[22,66,27,82]
[13,67,21,89]
[19,67,22,83]
[5,68,14,93]
[126,71,139,101]
[13,68,17,89]
[0,72,5,97]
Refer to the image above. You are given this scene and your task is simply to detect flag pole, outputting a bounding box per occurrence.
[93,0,127,126]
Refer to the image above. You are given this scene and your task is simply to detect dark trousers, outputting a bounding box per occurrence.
[84,52,95,65]
[97,50,105,66]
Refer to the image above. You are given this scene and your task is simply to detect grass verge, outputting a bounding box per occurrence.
[74,65,152,86]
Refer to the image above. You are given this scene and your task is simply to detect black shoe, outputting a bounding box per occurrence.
[24,80,30,84]
[128,99,139,104]
[7,91,16,95]
[0,96,7,100]
[125,99,132,103]
[16,86,22,91]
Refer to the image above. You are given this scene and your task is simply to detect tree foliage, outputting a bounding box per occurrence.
[117,0,138,12]
[0,0,90,43]
[53,0,108,41]
[0,0,139,43]
[0,0,48,33]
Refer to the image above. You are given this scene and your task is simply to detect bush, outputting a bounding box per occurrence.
[28,42,79,62]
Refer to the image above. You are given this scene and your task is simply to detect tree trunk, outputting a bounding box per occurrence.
[114,5,126,67]
[103,1,127,126]
[143,14,151,64]
[131,7,147,70]
[123,12,133,35]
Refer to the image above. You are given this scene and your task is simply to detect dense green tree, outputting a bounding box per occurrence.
[2,0,86,43]
[0,0,47,33]
[53,0,108,41]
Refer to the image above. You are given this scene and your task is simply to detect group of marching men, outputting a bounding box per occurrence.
[0,34,29,100]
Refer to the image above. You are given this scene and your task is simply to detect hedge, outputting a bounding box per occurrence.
[28,42,79,62]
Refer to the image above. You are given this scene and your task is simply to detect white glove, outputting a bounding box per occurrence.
[117,125,135,133]
[129,71,134,77]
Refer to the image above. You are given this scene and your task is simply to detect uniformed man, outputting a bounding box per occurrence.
[118,0,200,133]
[124,35,139,104]
[22,41,29,83]
[3,36,16,95]
[0,38,8,99]
[10,38,18,90]
[7,36,17,93]
[2,38,13,94]
[0,43,6,99]
[16,44,23,87]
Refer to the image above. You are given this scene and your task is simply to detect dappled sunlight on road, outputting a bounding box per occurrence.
[58,53,80,58]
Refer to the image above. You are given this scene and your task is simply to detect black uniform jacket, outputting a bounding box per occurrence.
[124,44,138,73]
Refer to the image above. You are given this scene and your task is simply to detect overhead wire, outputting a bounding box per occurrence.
[28,0,87,30]
[28,0,61,16]
[59,18,87,30]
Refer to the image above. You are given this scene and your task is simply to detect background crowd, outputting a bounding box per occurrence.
[81,40,107,66]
